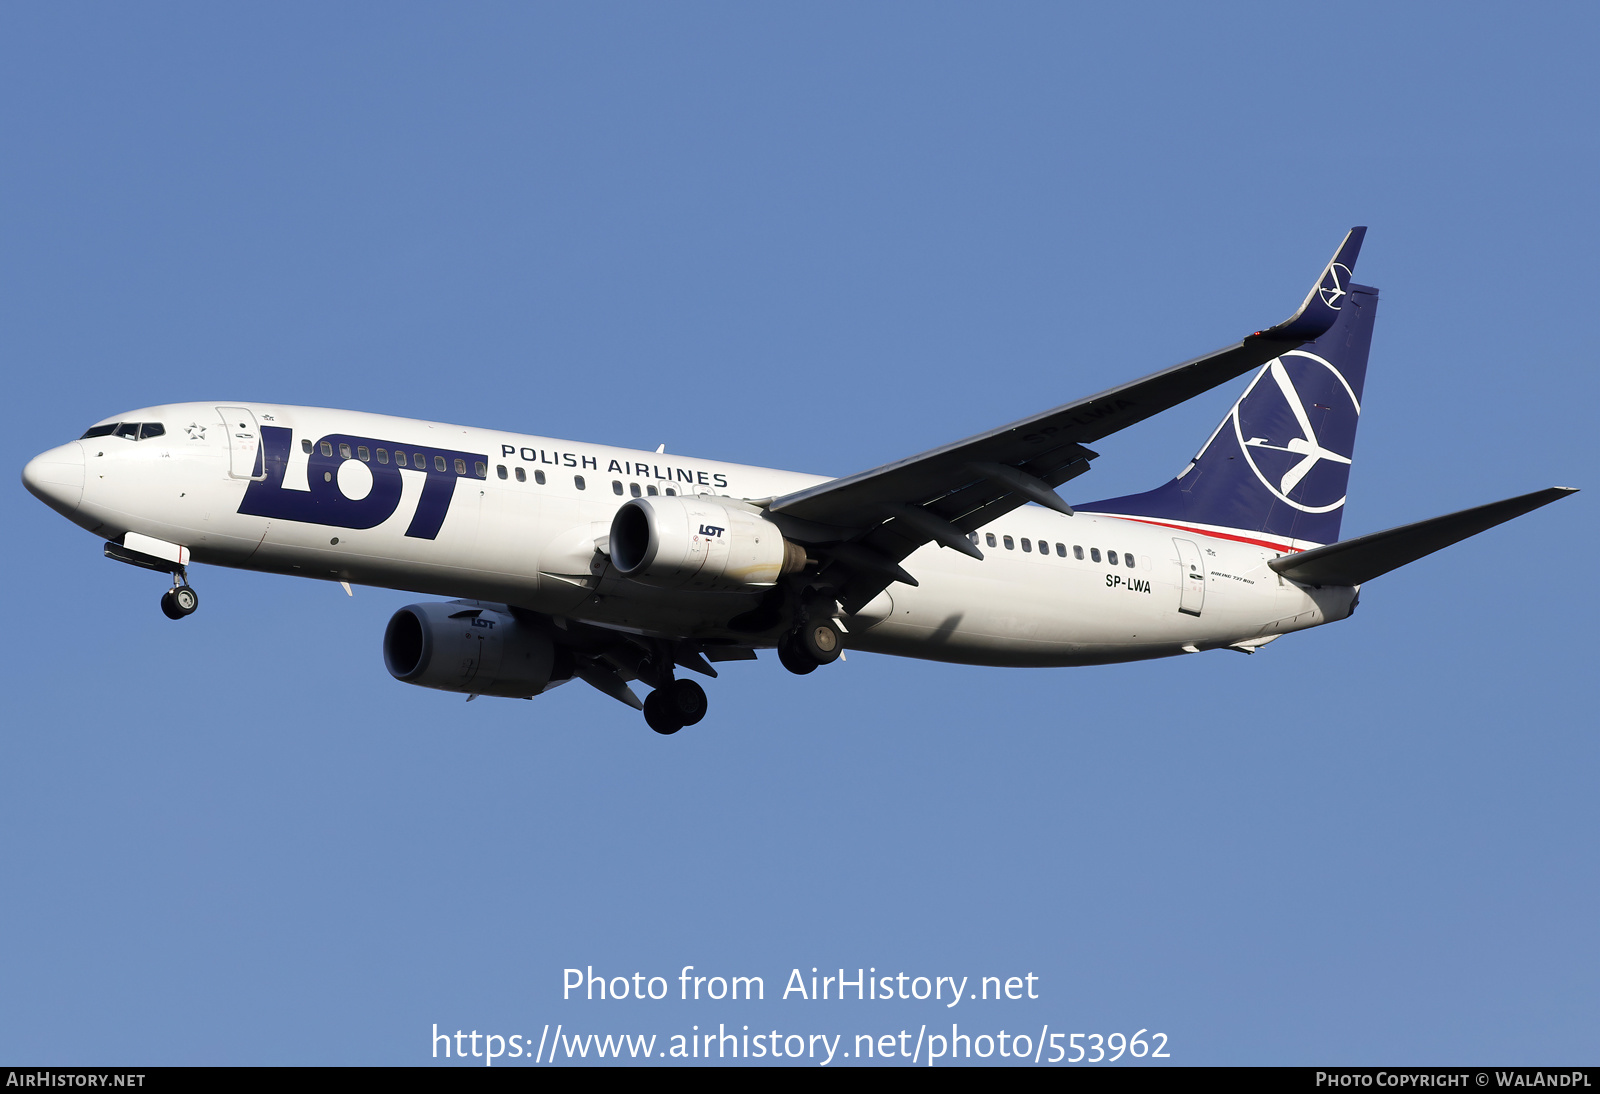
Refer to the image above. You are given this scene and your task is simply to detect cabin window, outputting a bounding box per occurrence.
[339,443,351,459]
[574,475,586,490]
[497,465,508,479]
[1003,536,1015,550]
[646,485,658,496]
[301,438,312,453]
[1090,548,1101,562]
[534,469,545,485]
[1126,553,1137,569]
[357,446,370,462]
[1056,542,1067,557]
[986,533,997,547]
[414,452,425,468]
[433,456,446,472]
[395,451,408,467]
[612,480,624,495]
[474,461,487,477]
[377,448,389,464]
[1107,550,1119,566]
[321,442,333,457]
[1021,538,1032,552]
[1073,545,1084,560]
[454,458,467,475]
[664,487,675,496]
[630,483,642,498]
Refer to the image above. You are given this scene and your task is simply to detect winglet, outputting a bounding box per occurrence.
[1256,226,1367,342]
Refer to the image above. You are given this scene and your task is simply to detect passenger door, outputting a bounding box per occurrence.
[216,407,265,480]
[1173,538,1206,617]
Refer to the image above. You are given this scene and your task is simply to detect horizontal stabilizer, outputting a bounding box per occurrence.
[1269,487,1577,586]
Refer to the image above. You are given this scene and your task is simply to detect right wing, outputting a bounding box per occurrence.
[764,228,1369,611]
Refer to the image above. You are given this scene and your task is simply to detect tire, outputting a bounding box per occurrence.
[670,679,708,726]
[643,690,683,735]
[159,590,184,620]
[172,585,199,615]
[798,619,842,664]
[777,638,817,675]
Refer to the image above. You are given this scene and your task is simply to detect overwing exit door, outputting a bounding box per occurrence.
[1173,538,1205,617]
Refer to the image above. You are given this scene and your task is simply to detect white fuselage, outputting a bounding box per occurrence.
[30,402,1356,666]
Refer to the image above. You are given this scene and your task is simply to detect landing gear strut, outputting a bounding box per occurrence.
[643,678,708,735]
[160,573,199,620]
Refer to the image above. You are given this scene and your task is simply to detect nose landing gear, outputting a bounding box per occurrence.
[102,540,202,621]
[159,574,200,620]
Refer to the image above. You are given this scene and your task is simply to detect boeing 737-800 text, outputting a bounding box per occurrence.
[22,229,1576,733]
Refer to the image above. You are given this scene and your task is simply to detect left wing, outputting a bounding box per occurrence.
[764,228,1368,611]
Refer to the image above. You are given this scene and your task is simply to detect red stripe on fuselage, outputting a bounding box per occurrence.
[1082,514,1304,554]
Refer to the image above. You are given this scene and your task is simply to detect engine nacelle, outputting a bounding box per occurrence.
[383,601,572,698]
[609,496,806,590]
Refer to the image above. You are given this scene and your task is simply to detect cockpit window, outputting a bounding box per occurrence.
[81,422,167,441]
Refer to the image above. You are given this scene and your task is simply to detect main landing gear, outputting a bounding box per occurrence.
[159,574,200,620]
[777,615,843,675]
[643,678,708,736]
[627,640,712,735]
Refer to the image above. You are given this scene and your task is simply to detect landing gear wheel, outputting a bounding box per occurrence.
[798,619,842,665]
[670,679,708,726]
[171,585,199,616]
[777,637,818,675]
[643,690,683,735]
[159,590,184,620]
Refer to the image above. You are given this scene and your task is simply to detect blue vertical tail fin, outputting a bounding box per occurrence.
[1078,281,1378,548]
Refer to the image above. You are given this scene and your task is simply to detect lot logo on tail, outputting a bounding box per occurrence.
[1230,350,1360,514]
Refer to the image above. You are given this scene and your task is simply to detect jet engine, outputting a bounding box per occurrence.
[608,496,807,590]
[383,601,573,698]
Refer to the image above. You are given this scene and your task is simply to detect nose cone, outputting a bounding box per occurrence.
[22,442,85,516]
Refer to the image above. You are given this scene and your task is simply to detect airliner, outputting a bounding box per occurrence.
[21,229,1576,733]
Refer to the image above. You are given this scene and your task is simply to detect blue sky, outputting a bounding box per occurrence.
[2,3,1594,1066]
